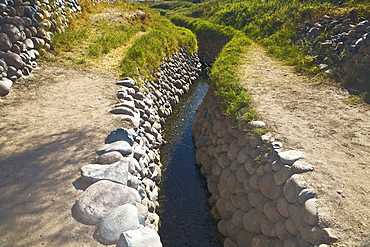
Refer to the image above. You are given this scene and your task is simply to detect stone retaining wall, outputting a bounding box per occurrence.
[73,48,202,246]
[192,89,338,247]
[0,0,82,95]
[297,14,370,83]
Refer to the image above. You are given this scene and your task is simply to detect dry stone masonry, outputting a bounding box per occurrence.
[0,0,81,95]
[192,89,339,247]
[297,13,370,82]
[73,48,202,246]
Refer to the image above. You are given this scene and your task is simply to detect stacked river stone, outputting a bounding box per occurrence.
[297,14,370,81]
[0,0,80,96]
[192,89,339,247]
[73,48,202,246]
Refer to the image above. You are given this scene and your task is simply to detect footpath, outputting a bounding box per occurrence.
[0,63,120,246]
[239,44,370,246]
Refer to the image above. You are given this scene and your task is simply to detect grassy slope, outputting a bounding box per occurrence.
[50,1,197,81]
[160,0,370,101]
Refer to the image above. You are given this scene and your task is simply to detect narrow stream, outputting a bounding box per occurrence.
[158,77,222,247]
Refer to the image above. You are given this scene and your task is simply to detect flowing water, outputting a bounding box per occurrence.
[158,78,222,247]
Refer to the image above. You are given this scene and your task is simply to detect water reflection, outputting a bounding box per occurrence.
[158,78,222,247]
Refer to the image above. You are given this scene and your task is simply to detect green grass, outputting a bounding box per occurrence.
[87,24,147,57]
[166,15,258,121]
[120,11,197,81]
[50,1,198,82]
[210,32,258,121]
[51,3,149,60]
[169,0,370,101]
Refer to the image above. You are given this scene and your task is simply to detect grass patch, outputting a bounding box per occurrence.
[120,11,197,81]
[51,2,150,67]
[210,32,258,121]
[50,1,197,80]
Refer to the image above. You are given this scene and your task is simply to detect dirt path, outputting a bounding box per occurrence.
[239,45,370,246]
[0,62,121,246]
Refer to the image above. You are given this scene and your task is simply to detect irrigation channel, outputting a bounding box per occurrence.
[158,77,222,247]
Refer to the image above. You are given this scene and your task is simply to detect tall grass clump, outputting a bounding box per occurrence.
[120,12,197,80]
[210,32,258,121]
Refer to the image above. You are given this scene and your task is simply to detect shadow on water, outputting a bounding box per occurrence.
[158,77,222,247]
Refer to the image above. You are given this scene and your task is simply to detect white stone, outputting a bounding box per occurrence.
[278,150,305,165]
[80,161,128,185]
[117,227,162,247]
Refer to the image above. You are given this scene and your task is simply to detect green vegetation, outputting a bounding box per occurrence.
[49,0,370,119]
[51,2,149,65]
[50,1,197,81]
[120,12,197,81]
[210,33,258,121]
[167,15,258,121]
[161,0,370,101]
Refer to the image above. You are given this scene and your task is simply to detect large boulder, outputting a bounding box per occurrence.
[74,180,141,225]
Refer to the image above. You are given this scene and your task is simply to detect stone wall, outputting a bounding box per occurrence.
[0,0,81,95]
[297,14,370,84]
[192,89,338,247]
[73,48,202,246]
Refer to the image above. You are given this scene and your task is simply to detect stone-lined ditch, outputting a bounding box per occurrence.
[72,49,206,246]
[158,77,222,246]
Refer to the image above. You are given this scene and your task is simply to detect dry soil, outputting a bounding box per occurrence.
[239,44,370,246]
[0,63,121,247]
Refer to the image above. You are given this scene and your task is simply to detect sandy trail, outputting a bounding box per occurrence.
[240,45,370,246]
[0,63,120,246]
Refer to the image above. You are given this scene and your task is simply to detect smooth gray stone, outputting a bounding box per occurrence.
[117,77,136,87]
[298,189,317,204]
[80,161,129,185]
[96,141,133,156]
[6,66,17,77]
[96,151,124,164]
[105,128,136,146]
[74,180,141,225]
[291,161,314,174]
[4,52,23,69]
[0,78,13,96]
[278,150,305,165]
[117,227,162,247]
[95,204,140,245]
